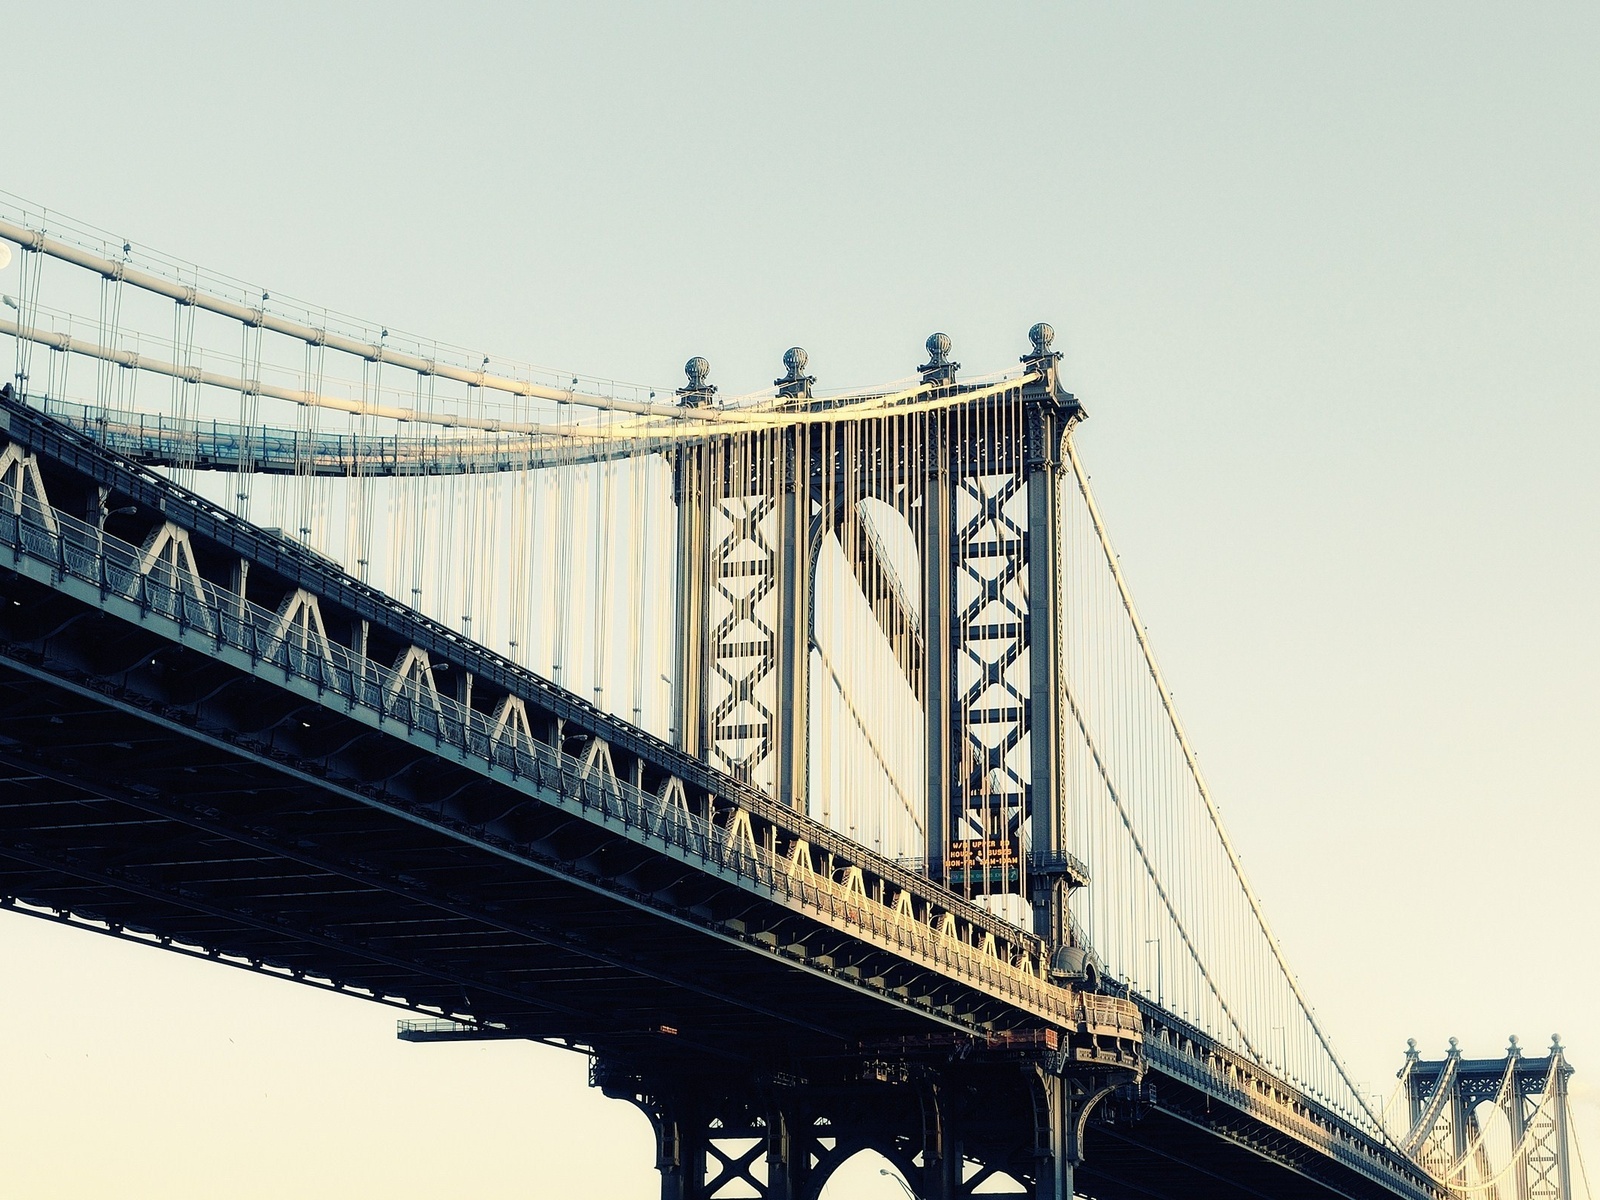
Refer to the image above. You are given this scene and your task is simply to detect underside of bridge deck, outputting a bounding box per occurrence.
[0,570,978,1067]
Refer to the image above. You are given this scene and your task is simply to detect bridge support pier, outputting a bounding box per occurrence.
[591,1021,1139,1200]
[1032,1073,1075,1200]
[621,1085,819,1200]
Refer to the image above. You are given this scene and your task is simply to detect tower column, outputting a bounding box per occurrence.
[919,335,959,885]
[1020,325,1067,944]
[1552,1036,1574,1200]
[673,357,716,759]
[648,1096,704,1200]
[1448,1051,1470,1167]
[773,350,814,810]
[1403,1038,1424,1131]
[922,456,953,884]
[1506,1037,1530,1200]
[1031,1071,1077,1200]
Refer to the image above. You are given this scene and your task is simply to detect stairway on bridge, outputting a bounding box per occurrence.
[0,208,1579,1200]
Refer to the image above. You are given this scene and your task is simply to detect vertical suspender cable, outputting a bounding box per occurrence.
[1064,436,1391,1138]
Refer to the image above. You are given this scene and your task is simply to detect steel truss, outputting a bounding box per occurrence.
[594,1031,1141,1200]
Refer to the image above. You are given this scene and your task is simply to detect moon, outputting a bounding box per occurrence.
[0,243,12,270]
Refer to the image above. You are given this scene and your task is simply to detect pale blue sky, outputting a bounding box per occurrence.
[1,3,1596,1196]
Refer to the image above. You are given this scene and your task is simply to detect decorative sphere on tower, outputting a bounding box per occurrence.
[782,346,809,377]
[685,357,710,389]
[925,332,952,365]
[1029,322,1056,357]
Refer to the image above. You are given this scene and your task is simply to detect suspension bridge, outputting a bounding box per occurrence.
[0,199,1580,1199]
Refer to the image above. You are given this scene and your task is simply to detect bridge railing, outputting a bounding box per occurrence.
[0,492,1109,1030]
[536,760,1135,1030]
[1136,1003,1442,1200]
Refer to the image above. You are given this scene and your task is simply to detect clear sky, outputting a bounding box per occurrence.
[1,3,1596,1196]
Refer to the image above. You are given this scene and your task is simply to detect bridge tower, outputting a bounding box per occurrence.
[1402,1035,1576,1200]
[670,326,1090,959]
[639,328,1126,1199]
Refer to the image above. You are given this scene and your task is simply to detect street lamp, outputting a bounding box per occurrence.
[1144,938,1163,1008]
[879,1168,917,1199]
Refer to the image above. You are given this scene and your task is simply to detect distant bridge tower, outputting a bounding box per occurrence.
[1402,1035,1575,1199]
[669,326,1090,956]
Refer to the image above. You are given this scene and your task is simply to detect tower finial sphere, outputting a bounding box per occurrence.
[1029,322,1055,355]
[685,357,710,388]
[925,332,951,363]
[783,346,808,374]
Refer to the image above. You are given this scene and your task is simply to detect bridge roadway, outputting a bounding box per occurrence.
[0,389,1440,1200]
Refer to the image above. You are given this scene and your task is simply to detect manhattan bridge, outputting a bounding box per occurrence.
[0,198,1582,1200]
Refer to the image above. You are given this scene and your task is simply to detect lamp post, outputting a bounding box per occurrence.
[1145,937,1163,1009]
[878,1168,917,1199]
